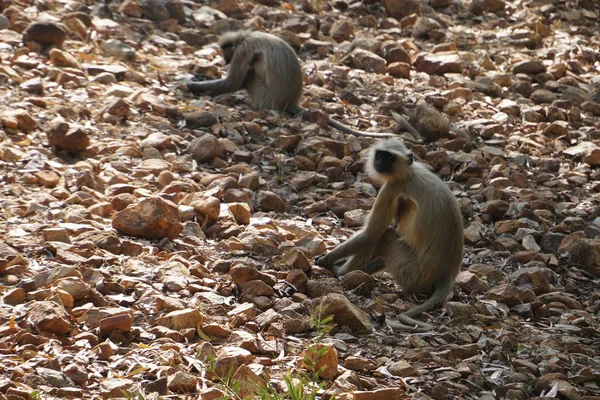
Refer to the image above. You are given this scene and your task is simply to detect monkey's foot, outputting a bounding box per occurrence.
[386,314,433,333]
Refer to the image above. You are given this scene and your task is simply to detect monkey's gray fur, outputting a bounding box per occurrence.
[187,31,422,140]
[316,139,463,332]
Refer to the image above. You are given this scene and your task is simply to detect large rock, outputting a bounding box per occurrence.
[22,21,67,46]
[415,52,463,75]
[112,197,183,240]
[46,121,90,154]
[28,301,71,334]
[384,0,419,19]
[315,293,371,333]
[186,134,223,163]
[569,239,600,276]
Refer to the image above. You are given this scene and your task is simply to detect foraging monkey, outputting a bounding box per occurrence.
[185,31,422,140]
[316,139,463,332]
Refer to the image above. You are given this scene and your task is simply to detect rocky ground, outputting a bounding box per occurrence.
[0,0,599,399]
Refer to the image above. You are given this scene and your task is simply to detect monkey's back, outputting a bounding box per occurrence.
[403,163,464,289]
[244,32,303,112]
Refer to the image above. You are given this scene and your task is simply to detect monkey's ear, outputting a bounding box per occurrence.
[406,152,414,165]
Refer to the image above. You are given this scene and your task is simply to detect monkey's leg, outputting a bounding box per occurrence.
[373,235,436,332]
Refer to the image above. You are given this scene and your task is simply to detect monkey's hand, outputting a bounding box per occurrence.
[315,253,333,269]
[187,81,212,96]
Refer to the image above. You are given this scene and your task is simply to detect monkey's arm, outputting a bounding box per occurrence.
[187,50,251,96]
[316,183,399,269]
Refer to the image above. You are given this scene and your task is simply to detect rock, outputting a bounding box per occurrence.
[530,89,558,104]
[569,239,600,276]
[325,197,372,218]
[316,293,371,333]
[456,271,490,294]
[512,267,551,294]
[46,122,90,154]
[167,371,197,393]
[303,343,338,380]
[62,15,88,41]
[283,248,311,271]
[513,60,546,75]
[343,356,377,372]
[353,388,404,400]
[36,367,75,388]
[563,142,600,167]
[101,97,130,118]
[3,287,25,305]
[485,284,534,307]
[22,21,67,47]
[297,136,349,159]
[228,203,251,225]
[1,109,36,132]
[49,49,81,69]
[231,365,266,398]
[165,0,186,22]
[187,134,223,163]
[521,235,541,252]
[28,301,70,334]
[20,77,44,94]
[445,301,476,316]
[482,200,509,220]
[344,209,368,228]
[384,0,419,19]
[340,270,375,292]
[561,86,590,106]
[0,15,8,30]
[241,280,275,296]
[330,19,354,42]
[412,16,442,39]
[101,39,136,62]
[389,360,419,377]
[230,265,276,286]
[387,62,411,78]
[99,313,132,335]
[382,42,411,64]
[112,197,183,240]
[350,49,387,73]
[183,193,221,221]
[141,0,170,21]
[415,52,463,75]
[254,190,285,212]
[100,379,137,399]
[155,308,206,330]
[409,101,450,141]
[214,347,253,377]
[119,0,143,17]
[184,111,218,128]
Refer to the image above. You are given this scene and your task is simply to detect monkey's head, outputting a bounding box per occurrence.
[366,139,413,183]
[218,31,248,64]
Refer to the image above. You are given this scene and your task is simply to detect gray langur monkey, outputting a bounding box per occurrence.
[186,31,422,140]
[316,139,464,332]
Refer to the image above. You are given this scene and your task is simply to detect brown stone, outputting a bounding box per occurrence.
[112,197,183,240]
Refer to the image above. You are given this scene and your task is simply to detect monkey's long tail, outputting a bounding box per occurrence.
[386,278,454,333]
[390,111,423,141]
[327,118,399,139]
[288,104,422,140]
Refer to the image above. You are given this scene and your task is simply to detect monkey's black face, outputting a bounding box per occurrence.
[374,150,396,174]
[220,43,235,64]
